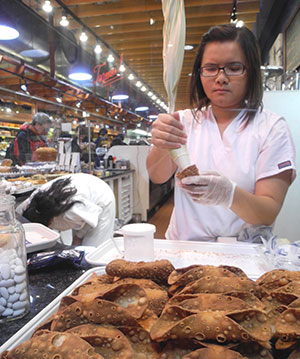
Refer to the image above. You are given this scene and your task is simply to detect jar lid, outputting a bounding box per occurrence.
[121,223,156,236]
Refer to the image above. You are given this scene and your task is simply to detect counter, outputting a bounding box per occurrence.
[0,244,93,347]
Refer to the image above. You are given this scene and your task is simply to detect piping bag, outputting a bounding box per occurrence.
[162,0,190,170]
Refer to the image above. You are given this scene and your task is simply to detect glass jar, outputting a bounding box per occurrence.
[0,195,30,322]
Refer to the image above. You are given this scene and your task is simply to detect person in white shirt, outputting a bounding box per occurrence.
[147,23,296,242]
[17,173,115,246]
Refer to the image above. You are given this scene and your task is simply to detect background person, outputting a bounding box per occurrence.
[17,173,116,246]
[147,23,296,242]
[6,112,52,165]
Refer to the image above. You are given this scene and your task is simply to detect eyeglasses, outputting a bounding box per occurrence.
[200,62,246,77]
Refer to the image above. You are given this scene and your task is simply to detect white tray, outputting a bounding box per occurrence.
[85,238,273,280]
[23,223,60,253]
[0,267,105,354]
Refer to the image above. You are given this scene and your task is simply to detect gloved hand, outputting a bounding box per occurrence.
[179,170,236,208]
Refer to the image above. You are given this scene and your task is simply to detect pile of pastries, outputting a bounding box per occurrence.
[2,259,300,359]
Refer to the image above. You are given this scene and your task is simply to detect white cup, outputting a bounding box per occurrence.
[121,223,155,261]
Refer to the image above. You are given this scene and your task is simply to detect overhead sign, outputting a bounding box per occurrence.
[93,54,123,87]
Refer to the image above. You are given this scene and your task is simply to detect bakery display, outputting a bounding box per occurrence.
[176,164,199,180]
[35,147,57,162]
[4,260,300,358]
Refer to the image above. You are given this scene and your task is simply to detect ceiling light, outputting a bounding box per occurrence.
[112,94,129,101]
[16,110,19,114]
[107,54,114,62]
[80,30,88,42]
[20,49,49,58]
[42,0,52,13]
[119,64,126,72]
[150,18,155,25]
[68,61,92,81]
[56,95,63,103]
[184,45,194,50]
[148,115,158,120]
[156,99,161,104]
[151,95,157,100]
[0,22,19,40]
[6,107,12,113]
[60,14,69,27]
[128,74,134,80]
[135,106,149,112]
[141,86,147,92]
[148,91,153,97]
[94,43,102,54]
[236,20,244,28]
[136,81,142,88]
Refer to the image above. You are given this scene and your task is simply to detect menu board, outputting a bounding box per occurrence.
[285,5,300,71]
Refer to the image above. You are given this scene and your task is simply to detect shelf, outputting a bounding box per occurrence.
[0,126,20,131]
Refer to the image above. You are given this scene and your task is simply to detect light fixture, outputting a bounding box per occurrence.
[42,0,53,13]
[0,11,19,40]
[141,86,147,92]
[107,54,114,62]
[148,91,153,97]
[184,45,194,50]
[112,94,129,101]
[128,74,134,80]
[80,30,88,42]
[20,80,29,94]
[60,13,69,27]
[156,99,161,104]
[68,55,92,81]
[230,0,237,23]
[94,43,102,54]
[56,95,63,103]
[151,95,157,100]
[119,64,126,72]
[20,49,49,58]
[136,81,142,88]
[150,18,155,25]
[135,106,149,112]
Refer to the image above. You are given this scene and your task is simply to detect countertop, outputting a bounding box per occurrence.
[0,244,93,347]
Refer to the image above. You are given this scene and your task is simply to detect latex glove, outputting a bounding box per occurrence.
[179,170,236,208]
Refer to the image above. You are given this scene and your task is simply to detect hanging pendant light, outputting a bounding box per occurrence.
[68,49,92,81]
[0,10,19,40]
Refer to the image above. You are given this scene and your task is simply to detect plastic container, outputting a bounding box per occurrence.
[121,223,156,261]
[0,195,30,322]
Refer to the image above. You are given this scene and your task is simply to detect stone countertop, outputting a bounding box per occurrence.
[0,244,93,348]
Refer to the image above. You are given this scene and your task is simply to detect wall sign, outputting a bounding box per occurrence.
[285,5,300,72]
[93,54,123,87]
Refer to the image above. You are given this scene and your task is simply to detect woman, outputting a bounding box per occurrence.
[147,24,296,242]
[17,173,115,246]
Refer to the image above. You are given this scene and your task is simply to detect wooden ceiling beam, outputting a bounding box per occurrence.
[69,2,259,29]
[71,0,259,18]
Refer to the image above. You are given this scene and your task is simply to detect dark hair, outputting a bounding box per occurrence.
[22,177,82,226]
[99,128,108,136]
[190,24,263,121]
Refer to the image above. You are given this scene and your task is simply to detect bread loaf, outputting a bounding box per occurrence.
[35,147,57,162]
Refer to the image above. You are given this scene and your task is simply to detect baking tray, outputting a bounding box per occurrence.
[23,223,60,253]
[85,238,274,280]
[0,267,105,354]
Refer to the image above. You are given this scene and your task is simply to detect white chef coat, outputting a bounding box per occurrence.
[17,173,115,246]
[166,107,296,242]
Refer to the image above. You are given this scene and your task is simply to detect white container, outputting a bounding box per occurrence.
[121,223,155,262]
[168,145,191,170]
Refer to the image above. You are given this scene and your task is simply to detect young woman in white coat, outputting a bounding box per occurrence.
[147,24,296,242]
